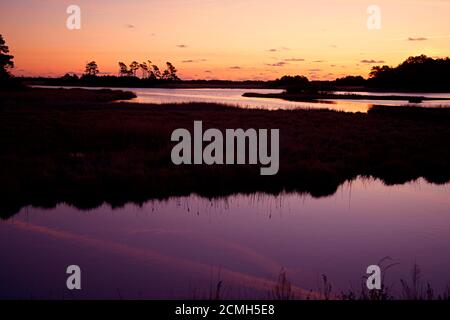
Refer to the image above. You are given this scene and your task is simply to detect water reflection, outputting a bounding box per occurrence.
[1,178,449,299]
[34,86,450,113]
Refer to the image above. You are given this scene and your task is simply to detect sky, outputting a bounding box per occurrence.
[1,0,450,80]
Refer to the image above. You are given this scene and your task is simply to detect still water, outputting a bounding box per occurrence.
[1,178,449,299]
[36,86,450,112]
[127,88,450,112]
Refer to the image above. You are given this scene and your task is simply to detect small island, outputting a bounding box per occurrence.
[242,91,449,104]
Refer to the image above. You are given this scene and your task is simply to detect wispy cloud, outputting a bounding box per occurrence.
[267,47,290,52]
[283,58,305,62]
[407,37,428,41]
[125,24,136,29]
[266,62,288,67]
[229,66,242,69]
[176,44,188,48]
[360,59,385,64]
[182,59,207,63]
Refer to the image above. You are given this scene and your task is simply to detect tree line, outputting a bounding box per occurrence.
[367,55,450,90]
[84,60,180,81]
[0,34,14,80]
[0,34,24,90]
[271,55,450,92]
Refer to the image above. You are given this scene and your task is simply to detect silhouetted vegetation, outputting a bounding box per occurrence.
[84,61,99,76]
[0,87,449,219]
[243,91,448,104]
[297,261,450,300]
[0,34,14,79]
[335,75,366,87]
[18,54,450,92]
[29,59,182,88]
[0,34,23,90]
[272,75,310,90]
[116,60,180,81]
[368,55,450,91]
[192,261,450,300]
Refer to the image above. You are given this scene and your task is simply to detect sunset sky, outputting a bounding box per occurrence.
[1,0,450,80]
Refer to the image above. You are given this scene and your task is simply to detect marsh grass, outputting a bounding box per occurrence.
[1,88,449,218]
[188,261,450,300]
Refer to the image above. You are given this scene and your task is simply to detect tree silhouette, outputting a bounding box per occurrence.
[0,34,14,79]
[85,61,99,76]
[129,61,140,77]
[147,60,156,79]
[139,62,149,78]
[152,64,162,79]
[114,60,180,81]
[164,62,179,80]
[118,62,132,76]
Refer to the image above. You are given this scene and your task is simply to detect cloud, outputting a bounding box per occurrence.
[176,44,188,48]
[407,37,428,41]
[125,24,136,29]
[267,47,290,52]
[182,59,207,63]
[229,66,242,69]
[313,60,326,63]
[204,70,212,73]
[360,59,385,64]
[308,68,322,72]
[266,62,288,67]
[283,58,304,62]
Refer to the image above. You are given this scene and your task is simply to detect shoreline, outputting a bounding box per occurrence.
[21,79,450,93]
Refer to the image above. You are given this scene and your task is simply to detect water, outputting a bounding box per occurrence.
[1,177,449,299]
[35,86,450,113]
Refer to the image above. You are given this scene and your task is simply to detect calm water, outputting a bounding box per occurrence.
[1,178,449,299]
[36,86,450,112]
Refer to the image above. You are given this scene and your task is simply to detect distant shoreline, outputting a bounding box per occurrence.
[242,91,450,103]
[21,78,450,93]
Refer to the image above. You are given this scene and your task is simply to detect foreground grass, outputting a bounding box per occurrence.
[194,261,450,300]
[0,88,449,218]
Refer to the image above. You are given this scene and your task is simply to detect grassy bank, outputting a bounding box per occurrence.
[1,88,449,218]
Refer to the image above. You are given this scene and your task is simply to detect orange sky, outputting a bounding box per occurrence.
[1,0,450,80]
